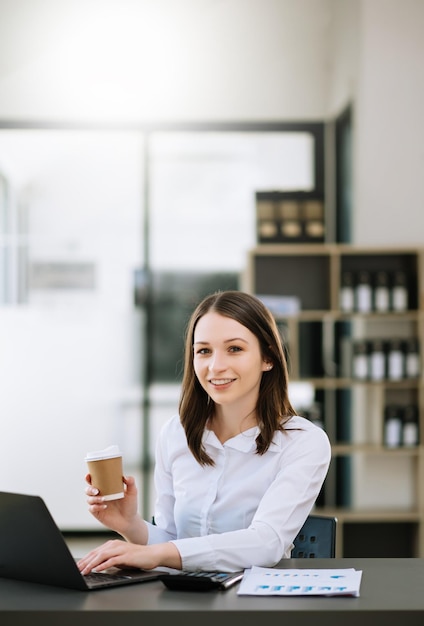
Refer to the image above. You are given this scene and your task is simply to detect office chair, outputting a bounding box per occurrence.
[291,514,337,558]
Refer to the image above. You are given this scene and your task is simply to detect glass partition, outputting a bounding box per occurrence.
[144,127,322,513]
[0,122,324,523]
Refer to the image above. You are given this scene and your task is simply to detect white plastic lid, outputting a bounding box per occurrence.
[85,444,122,461]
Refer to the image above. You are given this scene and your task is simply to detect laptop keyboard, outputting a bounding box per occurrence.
[85,571,134,586]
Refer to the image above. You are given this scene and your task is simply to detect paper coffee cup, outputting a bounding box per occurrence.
[85,444,124,501]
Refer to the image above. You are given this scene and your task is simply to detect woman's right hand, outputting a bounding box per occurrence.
[85,474,140,536]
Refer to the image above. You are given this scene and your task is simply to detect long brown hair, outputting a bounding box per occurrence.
[179,290,296,465]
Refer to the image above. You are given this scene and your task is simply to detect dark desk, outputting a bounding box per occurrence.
[1,558,424,626]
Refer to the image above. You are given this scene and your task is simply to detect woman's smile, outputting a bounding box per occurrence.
[209,378,236,387]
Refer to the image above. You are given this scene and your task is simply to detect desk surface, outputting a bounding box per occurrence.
[2,558,424,626]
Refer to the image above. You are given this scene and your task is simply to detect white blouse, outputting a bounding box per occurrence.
[146,413,331,571]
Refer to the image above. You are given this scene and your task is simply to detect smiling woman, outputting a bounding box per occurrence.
[179,290,299,464]
[79,290,331,575]
[192,310,272,443]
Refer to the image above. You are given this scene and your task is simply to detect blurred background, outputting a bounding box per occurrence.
[0,0,423,541]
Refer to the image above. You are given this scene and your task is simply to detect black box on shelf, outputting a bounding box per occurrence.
[256,190,325,244]
[343,522,417,558]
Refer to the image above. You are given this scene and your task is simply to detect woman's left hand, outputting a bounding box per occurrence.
[77,539,182,574]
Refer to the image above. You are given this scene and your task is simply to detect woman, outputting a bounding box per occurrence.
[78,290,331,575]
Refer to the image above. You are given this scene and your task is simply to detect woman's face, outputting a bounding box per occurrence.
[193,312,271,411]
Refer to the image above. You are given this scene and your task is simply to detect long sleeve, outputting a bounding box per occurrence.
[148,414,331,571]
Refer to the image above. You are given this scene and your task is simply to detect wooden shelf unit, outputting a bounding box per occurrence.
[243,244,424,557]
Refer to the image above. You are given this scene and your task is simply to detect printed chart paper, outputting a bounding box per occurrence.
[237,567,362,596]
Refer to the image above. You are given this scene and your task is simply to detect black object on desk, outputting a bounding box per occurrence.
[0,491,163,590]
[159,570,244,591]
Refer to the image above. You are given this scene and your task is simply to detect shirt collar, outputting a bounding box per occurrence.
[203,426,285,453]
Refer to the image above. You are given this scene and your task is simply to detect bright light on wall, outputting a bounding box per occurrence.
[3,0,198,121]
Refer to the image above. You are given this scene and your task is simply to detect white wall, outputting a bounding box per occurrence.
[0,131,145,527]
[0,0,333,121]
[1,1,422,245]
[354,0,424,245]
[327,0,360,117]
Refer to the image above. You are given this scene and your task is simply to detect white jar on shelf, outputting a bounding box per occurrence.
[373,270,390,312]
[340,271,355,312]
[355,270,372,312]
[387,339,405,380]
[384,405,403,448]
[391,270,408,311]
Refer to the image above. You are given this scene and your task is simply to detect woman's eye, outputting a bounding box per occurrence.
[229,346,242,353]
[197,348,210,355]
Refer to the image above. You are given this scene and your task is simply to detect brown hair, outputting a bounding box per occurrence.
[179,290,296,465]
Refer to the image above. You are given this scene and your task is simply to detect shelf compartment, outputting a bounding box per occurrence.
[252,254,331,310]
[246,244,424,556]
[342,521,418,558]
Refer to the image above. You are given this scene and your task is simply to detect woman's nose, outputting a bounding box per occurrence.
[208,351,227,371]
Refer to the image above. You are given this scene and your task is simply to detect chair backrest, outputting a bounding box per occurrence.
[291,514,337,558]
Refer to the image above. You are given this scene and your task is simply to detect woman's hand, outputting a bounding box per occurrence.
[85,474,144,540]
[77,539,182,574]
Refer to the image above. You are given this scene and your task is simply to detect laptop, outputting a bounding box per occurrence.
[0,491,165,590]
